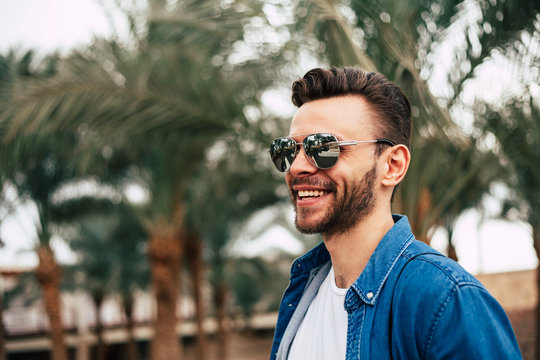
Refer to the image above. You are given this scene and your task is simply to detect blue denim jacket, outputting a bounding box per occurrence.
[271,215,522,359]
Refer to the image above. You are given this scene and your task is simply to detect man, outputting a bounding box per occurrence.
[269,67,521,359]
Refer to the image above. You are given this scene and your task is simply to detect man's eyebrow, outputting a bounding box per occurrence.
[286,134,306,141]
[288,133,342,139]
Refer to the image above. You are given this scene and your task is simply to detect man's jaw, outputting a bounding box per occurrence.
[288,179,338,234]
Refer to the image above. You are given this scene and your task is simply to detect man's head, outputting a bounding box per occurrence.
[270,66,411,237]
[291,67,412,150]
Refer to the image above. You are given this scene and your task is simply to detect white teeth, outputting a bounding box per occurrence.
[298,190,328,198]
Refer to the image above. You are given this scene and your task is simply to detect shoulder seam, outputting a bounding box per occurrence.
[422,282,491,357]
[423,285,456,358]
[405,256,482,288]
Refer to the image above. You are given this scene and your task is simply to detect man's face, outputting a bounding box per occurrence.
[285,96,381,236]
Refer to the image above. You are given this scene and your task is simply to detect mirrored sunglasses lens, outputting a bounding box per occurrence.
[304,134,339,169]
[270,138,297,172]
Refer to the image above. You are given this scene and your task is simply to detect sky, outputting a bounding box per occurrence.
[0,0,537,275]
[0,0,117,55]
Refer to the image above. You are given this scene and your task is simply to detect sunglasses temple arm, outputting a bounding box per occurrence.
[376,139,396,146]
[336,140,378,146]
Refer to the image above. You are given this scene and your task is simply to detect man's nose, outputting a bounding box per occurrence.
[289,147,318,176]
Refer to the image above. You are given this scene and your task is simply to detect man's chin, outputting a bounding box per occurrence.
[294,217,328,234]
[295,225,319,234]
[293,203,339,234]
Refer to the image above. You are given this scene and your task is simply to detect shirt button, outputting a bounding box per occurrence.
[367,292,374,299]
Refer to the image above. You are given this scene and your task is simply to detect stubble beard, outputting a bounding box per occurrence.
[293,165,377,237]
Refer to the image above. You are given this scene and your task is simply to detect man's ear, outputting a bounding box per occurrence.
[381,145,410,188]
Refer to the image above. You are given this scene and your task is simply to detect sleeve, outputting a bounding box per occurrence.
[390,256,523,360]
[423,283,522,359]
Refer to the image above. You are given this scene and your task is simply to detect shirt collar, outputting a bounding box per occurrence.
[289,215,415,306]
[347,214,415,307]
[290,241,330,275]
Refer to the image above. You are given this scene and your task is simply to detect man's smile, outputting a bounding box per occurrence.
[290,181,336,206]
[297,189,330,199]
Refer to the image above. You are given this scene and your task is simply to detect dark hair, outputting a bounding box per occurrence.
[291,67,412,150]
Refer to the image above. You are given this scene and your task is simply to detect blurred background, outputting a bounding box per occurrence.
[0,0,539,359]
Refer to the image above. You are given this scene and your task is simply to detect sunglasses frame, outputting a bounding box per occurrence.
[270,133,395,172]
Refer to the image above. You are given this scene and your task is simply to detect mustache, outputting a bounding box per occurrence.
[289,177,337,191]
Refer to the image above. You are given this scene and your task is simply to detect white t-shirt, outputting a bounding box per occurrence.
[288,266,349,360]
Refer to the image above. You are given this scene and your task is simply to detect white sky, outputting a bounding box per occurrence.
[0,0,116,55]
[0,0,537,275]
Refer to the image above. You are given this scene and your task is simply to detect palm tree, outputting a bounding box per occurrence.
[65,223,112,360]
[184,134,283,359]
[483,101,540,355]
[1,2,287,359]
[287,0,458,243]
[292,0,539,245]
[0,139,128,360]
[0,181,15,360]
[183,227,207,360]
[475,30,540,352]
[111,206,149,360]
[62,202,149,360]
[0,140,77,360]
[348,0,538,242]
[0,228,6,360]
[229,256,271,331]
[430,140,504,261]
[0,51,73,360]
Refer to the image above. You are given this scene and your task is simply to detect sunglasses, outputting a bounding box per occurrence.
[269,133,395,172]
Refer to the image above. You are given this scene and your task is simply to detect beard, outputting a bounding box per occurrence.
[293,165,377,237]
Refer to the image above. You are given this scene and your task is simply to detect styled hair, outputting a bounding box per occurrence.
[291,67,412,150]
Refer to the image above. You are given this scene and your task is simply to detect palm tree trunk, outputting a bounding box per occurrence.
[413,188,432,244]
[122,294,139,360]
[447,240,458,262]
[0,287,6,360]
[533,228,540,360]
[447,226,459,262]
[214,282,228,360]
[148,231,183,360]
[92,291,106,360]
[35,245,67,360]
[185,231,206,360]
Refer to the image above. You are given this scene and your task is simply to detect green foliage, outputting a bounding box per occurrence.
[228,254,292,322]
[0,53,87,246]
[1,0,289,228]
[229,257,268,320]
[1,3,293,351]
[466,13,540,233]
[295,0,539,242]
[2,0,537,346]
[185,133,283,285]
[3,271,42,307]
[478,95,540,232]
[293,0,376,70]
[63,203,149,299]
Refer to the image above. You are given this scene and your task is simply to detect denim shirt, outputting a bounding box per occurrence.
[271,215,522,360]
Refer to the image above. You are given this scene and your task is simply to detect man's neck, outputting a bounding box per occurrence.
[323,207,395,289]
